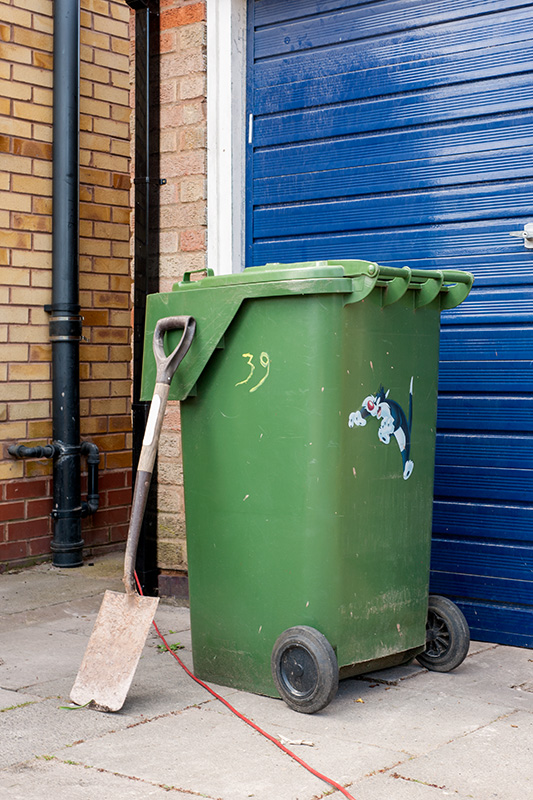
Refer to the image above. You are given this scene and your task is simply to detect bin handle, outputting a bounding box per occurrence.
[440,270,474,310]
[415,271,444,307]
[382,266,411,306]
[182,267,214,283]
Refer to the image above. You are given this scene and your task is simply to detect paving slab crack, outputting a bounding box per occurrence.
[35,755,223,798]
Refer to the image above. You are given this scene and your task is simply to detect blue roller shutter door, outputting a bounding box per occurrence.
[246,0,533,646]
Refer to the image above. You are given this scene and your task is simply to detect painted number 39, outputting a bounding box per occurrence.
[235,352,271,393]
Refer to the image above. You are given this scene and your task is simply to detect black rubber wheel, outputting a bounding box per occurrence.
[416,595,470,672]
[271,626,338,714]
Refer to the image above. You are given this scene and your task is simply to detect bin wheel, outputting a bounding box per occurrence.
[416,595,470,672]
[271,626,338,714]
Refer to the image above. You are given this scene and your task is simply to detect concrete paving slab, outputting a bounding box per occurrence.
[1,563,123,616]
[58,702,401,800]
[0,627,94,691]
[406,645,533,713]
[396,709,533,800]
[0,758,200,800]
[350,771,475,800]
[0,687,43,711]
[0,696,137,769]
[214,673,514,758]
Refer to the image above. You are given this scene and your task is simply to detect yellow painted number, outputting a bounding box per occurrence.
[236,351,270,393]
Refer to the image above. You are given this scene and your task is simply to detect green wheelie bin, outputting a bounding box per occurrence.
[141,260,473,713]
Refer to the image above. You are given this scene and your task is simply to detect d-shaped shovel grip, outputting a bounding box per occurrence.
[153,315,197,385]
[124,315,196,594]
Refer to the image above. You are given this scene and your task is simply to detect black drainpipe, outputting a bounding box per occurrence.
[10,0,99,566]
[126,0,161,595]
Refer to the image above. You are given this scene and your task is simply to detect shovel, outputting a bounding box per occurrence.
[70,315,196,712]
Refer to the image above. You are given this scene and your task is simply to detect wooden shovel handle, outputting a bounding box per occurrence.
[124,316,196,594]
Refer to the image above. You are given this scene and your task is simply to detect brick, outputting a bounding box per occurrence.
[110,380,131,398]
[0,343,29,361]
[0,258,32,282]
[108,414,131,433]
[92,152,129,173]
[99,470,127,490]
[26,497,53,518]
[80,61,109,84]
[33,51,53,70]
[94,257,129,275]
[94,290,129,309]
[0,501,25,522]
[91,397,127,415]
[79,237,111,256]
[91,362,128,380]
[12,214,52,232]
[12,100,52,124]
[26,460,53,477]
[92,433,126,451]
[82,309,109,326]
[32,197,53,215]
[28,535,52,556]
[105,451,132,470]
[160,3,205,31]
[2,306,29,324]
[92,326,129,344]
[80,131,111,153]
[0,462,24,480]
[0,41,32,65]
[112,241,130,258]
[33,12,54,35]
[80,344,108,361]
[13,137,52,160]
[0,4,32,26]
[0,116,33,140]
[109,275,131,293]
[1,383,29,401]
[93,83,129,107]
[110,139,130,159]
[11,287,51,305]
[1,421,27,440]
[92,117,128,139]
[80,28,110,50]
[106,487,131,507]
[80,416,107,435]
[7,517,48,541]
[80,166,111,187]
[94,49,128,72]
[109,345,131,362]
[29,344,52,362]
[0,152,32,174]
[5,478,48,502]
[11,174,51,195]
[0,78,32,101]
[0,540,27,562]
[14,28,53,52]
[80,202,111,221]
[1,190,32,214]
[27,420,52,438]
[180,228,205,251]
[80,380,110,399]
[32,87,53,107]
[8,400,50,420]
[30,382,52,400]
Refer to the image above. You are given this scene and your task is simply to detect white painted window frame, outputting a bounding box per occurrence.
[206,0,247,275]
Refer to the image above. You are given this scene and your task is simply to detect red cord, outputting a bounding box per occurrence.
[134,573,356,800]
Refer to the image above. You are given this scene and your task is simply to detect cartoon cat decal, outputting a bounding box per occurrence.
[348,377,414,480]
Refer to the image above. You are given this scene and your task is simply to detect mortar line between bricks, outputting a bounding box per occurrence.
[35,756,222,798]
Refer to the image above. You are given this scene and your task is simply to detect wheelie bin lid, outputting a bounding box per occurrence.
[141,259,473,401]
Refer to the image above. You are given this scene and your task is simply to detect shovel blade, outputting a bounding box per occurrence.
[70,589,159,712]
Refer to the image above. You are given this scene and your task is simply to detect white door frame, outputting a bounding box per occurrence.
[206,0,247,275]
